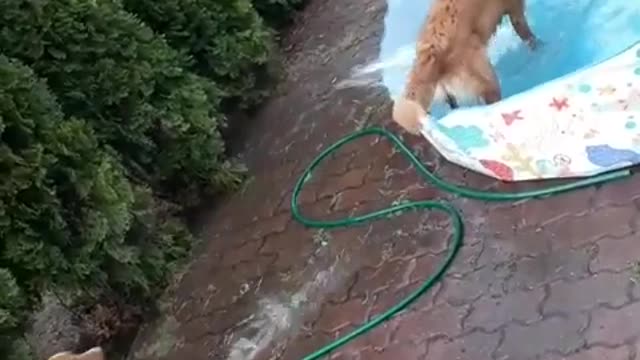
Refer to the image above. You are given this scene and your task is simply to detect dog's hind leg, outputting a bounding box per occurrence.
[462,43,501,105]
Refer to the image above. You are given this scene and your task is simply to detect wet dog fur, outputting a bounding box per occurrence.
[392,0,539,134]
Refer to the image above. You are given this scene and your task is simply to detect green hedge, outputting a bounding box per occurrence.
[0,269,28,358]
[0,55,131,303]
[0,0,307,358]
[122,0,273,109]
[0,55,123,356]
[0,54,194,359]
[252,0,307,28]
[0,0,243,205]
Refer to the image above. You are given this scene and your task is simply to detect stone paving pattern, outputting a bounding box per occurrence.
[128,0,640,359]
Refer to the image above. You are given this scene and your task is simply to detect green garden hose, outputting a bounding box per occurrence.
[291,127,630,360]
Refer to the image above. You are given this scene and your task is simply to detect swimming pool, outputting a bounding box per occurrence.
[380,0,640,107]
[376,0,640,181]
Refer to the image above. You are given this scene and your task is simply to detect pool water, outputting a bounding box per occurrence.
[378,0,640,118]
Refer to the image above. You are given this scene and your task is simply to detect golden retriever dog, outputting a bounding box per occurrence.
[392,0,539,134]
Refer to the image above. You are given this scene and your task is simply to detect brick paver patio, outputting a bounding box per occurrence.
[128,0,640,359]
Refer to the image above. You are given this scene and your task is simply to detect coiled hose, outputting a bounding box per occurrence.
[291,127,629,360]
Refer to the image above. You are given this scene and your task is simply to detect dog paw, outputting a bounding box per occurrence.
[527,37,543,51]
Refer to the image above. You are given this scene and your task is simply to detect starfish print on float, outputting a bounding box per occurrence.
[501,110,523,126]
[549,97,569,111]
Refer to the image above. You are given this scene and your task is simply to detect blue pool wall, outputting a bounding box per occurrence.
[379,0,640,118]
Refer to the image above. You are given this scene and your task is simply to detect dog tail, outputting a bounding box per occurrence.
[392,97,428,135]
[392,47,439,135]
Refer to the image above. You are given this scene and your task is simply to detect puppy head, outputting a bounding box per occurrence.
[392,97,429,135]
[48,347,104,360]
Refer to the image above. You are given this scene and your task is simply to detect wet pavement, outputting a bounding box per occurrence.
[128,0,640,359]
